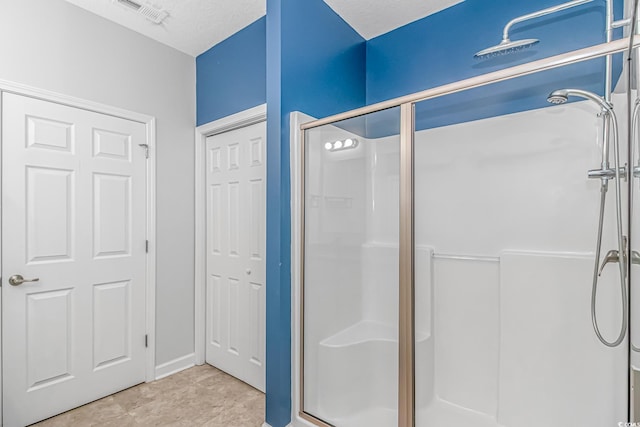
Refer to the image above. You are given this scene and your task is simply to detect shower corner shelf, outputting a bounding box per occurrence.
[319,320,430,348]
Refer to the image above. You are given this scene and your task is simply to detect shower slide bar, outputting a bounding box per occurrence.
[300,37,640,131]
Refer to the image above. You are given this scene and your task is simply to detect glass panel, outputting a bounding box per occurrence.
[303,107,401,427]
[631,45,640,421]
[413,55,628,427]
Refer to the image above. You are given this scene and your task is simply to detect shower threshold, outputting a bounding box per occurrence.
[329,398,502,427]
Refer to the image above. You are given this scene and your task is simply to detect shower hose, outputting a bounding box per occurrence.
[591,110,628,348]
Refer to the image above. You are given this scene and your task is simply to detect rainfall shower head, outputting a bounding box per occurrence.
[546,89,612,112]
[473,0,593,60]
[474,38,539,59]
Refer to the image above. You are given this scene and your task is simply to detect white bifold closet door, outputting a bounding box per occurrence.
[205,121,266,392]
[2,93,147,427]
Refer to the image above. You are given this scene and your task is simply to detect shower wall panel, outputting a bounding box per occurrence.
[432,258,499,416]
[414,104,610,255]
[413,95,627,426]
[498,252,625,427]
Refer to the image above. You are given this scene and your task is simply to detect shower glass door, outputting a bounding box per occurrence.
[298,51,633,427]
[301,107,401,427]
[413,56,628,427]
[631,45,640,422]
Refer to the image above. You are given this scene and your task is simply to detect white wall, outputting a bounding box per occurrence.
[0,0,196,367]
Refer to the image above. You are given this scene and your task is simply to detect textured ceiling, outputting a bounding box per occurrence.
[63,0,266,56]
[325,0,465,40]
[62,0,464,57]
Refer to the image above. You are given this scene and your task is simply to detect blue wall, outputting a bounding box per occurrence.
[366,0,623,135]
[266,1,365,425]
[280,1,366,119]
[195,2,625,426]
[196,17,266,125]
[367,0,622,104]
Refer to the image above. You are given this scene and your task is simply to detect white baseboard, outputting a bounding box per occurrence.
[154,353,196,380]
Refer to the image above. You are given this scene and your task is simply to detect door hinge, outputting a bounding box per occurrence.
[145,240,149,253]
[138,143,149,159]
[145,334,148,348]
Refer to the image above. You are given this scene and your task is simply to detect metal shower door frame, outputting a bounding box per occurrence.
[297,37,640,427]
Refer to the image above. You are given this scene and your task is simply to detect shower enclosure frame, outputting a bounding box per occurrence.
[294,36,640,427]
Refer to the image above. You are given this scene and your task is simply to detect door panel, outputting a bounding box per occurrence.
[2,93,147,427]
[93,173,131,257]
[26,166,75,263]
[26,115,74,152]
[93,280,132,370]
[205,121,266,392]
[27,289,73,390]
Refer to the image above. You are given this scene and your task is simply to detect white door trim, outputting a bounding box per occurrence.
[0,78,157,384]
[194,104,267,365]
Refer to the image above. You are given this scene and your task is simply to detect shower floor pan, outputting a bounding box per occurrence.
[315,321,487,427]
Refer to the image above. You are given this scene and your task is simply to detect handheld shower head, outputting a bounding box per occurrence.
[474,38,539,59]
[546,89,612,112]
[547,90,569,105]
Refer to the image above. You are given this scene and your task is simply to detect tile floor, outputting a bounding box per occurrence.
[32,364,265,427]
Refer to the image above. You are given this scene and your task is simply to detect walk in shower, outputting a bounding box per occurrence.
[293,28,640,427]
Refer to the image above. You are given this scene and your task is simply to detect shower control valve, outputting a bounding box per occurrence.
[587,166,627,181]
[598,250,621,276]
[598,237,628,276]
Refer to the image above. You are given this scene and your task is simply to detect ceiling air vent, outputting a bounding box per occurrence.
[115,0,169,24]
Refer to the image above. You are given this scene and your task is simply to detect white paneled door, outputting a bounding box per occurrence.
[2,93,147,427]
[205,122,266,392]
